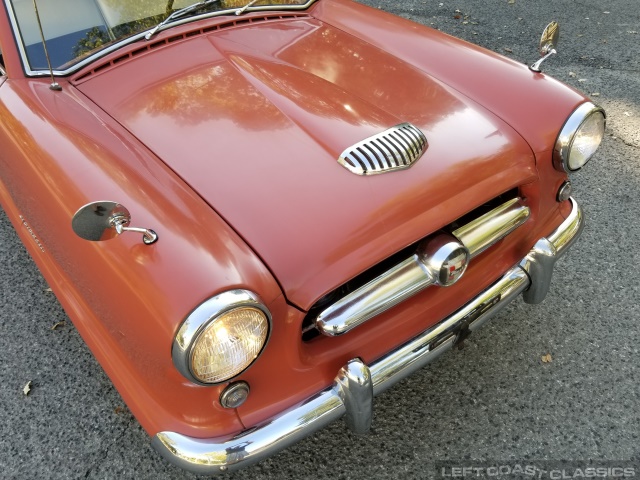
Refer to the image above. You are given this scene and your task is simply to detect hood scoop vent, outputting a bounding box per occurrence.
[338,123,428,175]
[72,13,310,83]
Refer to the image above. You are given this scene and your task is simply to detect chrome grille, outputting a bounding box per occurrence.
[338,123,428,175]
[302,192,529,339]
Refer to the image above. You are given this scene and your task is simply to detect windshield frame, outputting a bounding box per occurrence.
[3,0,318,77]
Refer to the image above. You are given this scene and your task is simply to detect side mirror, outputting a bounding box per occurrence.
[72,201,158,245]
[530,21,559,72]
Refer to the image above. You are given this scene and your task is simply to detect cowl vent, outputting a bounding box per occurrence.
[338,123,428,175]
[72,13,310,83]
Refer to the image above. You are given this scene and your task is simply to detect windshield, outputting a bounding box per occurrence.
[8,0,314,73]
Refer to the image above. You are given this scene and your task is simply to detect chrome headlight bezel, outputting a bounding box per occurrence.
[553,102,606,173]
[173,290,271,386]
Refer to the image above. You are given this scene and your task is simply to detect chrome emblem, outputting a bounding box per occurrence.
[338,123,428,175]
[442,248,468,285]
[420,235,470,287]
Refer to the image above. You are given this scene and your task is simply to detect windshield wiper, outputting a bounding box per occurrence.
[235,0,259,15]
[145,0,222,40]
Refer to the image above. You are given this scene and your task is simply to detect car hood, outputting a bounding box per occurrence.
[76,16,536,310]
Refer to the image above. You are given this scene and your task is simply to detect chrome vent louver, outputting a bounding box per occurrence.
[338,123,428,175]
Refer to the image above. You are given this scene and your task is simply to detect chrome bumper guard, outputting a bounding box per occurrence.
[152,199,584,475]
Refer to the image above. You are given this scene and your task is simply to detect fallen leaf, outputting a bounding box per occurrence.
[51,321,66,330]
[114,406,126,415]
[23,381,32,395]
[541,354,553,363]
[454,14,461,19]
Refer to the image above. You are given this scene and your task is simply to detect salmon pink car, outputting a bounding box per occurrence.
[0,0,605,474]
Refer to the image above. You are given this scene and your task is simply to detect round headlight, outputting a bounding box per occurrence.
[191,307,268,383]
[554,102,605,172]
[173,290,271,385]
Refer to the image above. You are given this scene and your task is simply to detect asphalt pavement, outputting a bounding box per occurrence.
[1,1,639,479]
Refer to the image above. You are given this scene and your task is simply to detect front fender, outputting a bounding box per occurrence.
[0,77,282,438]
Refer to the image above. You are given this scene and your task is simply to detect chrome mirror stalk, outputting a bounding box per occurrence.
[110,213,158,245]
[530,21,559,73]
[72,201,158,245]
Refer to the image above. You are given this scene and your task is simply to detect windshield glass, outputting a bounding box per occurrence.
[8,0,313,72]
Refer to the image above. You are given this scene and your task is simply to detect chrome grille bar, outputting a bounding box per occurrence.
[316,255,434,336]
[452,198,531,258]
[315,197,530,336]
[338,123,427,175]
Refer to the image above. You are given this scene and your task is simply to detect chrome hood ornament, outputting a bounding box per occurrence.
[338,123,428,175]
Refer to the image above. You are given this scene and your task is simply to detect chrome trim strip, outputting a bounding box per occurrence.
[2,0,317,77]
[316,197,528,336]
[453,198,531,258]
[3,0,32,74]
[152,199,584,475]
[338,123,427,175]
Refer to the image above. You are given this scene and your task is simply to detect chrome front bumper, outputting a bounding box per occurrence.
[152,199,584,475]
